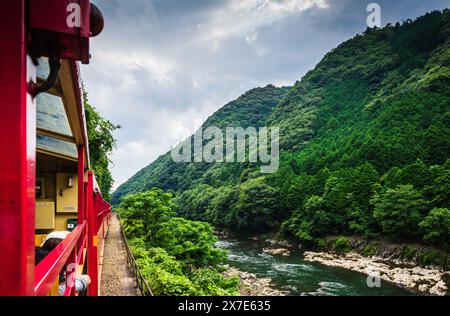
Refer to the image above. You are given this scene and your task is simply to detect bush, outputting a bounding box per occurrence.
[155,217,227,268]
[149,268,197,296]
[189,269,240,296]
[362,244,377,257]
[333,237,350,253]
[372,185,428,238]
[402,245,418,261]
[419,250,442,267]
[419,208,450,250]
[316,238,327,249]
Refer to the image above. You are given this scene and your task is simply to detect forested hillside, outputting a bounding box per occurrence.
[112,85,290,203]
[113,10,450,249]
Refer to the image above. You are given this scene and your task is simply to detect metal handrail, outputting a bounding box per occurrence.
[34,221,87,296]
[117,214,153,296]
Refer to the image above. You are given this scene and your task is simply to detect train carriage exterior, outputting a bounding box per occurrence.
[0,1,110,296]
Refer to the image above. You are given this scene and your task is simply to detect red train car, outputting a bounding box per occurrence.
[0,1,110,296]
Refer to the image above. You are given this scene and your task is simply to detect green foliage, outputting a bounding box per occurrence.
[147,268,197,296]
[400,246,448,268]
[120,189,176,241]
[333,237,350,253]
[372,185,428,238]
[419,208,450,250]
[233,177,281,231]
[119,189,239,296]
[84,89,120,201]
[176,177,283,233]
[189,269,240,296]
[316,238,327,250]
[419,250,444,267]
[402,245,418,261]
[134,246,184,276]
[155,217,226,267]
[362,244,377,257]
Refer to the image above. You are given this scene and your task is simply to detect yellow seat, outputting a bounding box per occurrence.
[35,234,47,247]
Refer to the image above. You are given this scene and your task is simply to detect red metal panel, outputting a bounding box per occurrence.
[72,60,91,162]
[29,0,91,63]
[30,0,91,37]
[0,0,36,296]
[87,171,98,296]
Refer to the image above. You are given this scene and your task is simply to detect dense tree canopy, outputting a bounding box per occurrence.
[119,189,239,296]
[372,185,428,238]
[419,208,450,250]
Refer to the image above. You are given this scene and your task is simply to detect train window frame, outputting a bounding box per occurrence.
[36,58,85,162]
[37,134,78,161]
[37,92,73,137]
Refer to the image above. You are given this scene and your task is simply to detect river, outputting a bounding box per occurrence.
[216,239,416,296]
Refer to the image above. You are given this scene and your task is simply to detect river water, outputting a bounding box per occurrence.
[216,239,415,296]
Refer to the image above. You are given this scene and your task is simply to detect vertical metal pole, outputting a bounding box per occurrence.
[84,182,88,220]
[0,0,36,296]
[87,171,98,296]
[77,146,85,266]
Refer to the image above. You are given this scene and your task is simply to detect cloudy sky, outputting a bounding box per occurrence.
[81,0,449,189]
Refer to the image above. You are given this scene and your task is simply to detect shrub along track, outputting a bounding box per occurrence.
[100,214,140,296]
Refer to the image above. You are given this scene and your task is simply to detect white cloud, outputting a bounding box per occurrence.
[246,29,259,43]
[95,50,174,84]
[260,0,330,13]
[191,0,330,51]
[108,105,215,189]
[232,0,329,13]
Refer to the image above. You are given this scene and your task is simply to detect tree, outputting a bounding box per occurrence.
[372,185,428,238]
[419,208,450,250]
[284,195,335,244]
[234,177,281,232]
[428,161,450,208]
[304,195,335,236]
[155,217,226,268]
[147,268,197,296]
[189,269,240,296]
[381,160,433,190]
[205,186,239,227]
[175,185,216,221]
[119,189,176,241]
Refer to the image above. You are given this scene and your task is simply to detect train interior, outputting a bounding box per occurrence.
[35,57,83,246]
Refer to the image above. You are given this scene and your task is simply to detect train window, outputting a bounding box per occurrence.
[37,93,73,137]
[37,134,78,159]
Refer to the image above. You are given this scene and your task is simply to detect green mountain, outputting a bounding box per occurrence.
[113,10,450,248]
[112,84,291,204]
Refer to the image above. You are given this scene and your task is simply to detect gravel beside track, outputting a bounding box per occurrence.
[100,215,140,296]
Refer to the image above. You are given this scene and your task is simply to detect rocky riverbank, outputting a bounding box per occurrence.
[222,265,287,296]
[303,251,449,296]
[263,248,291,256]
